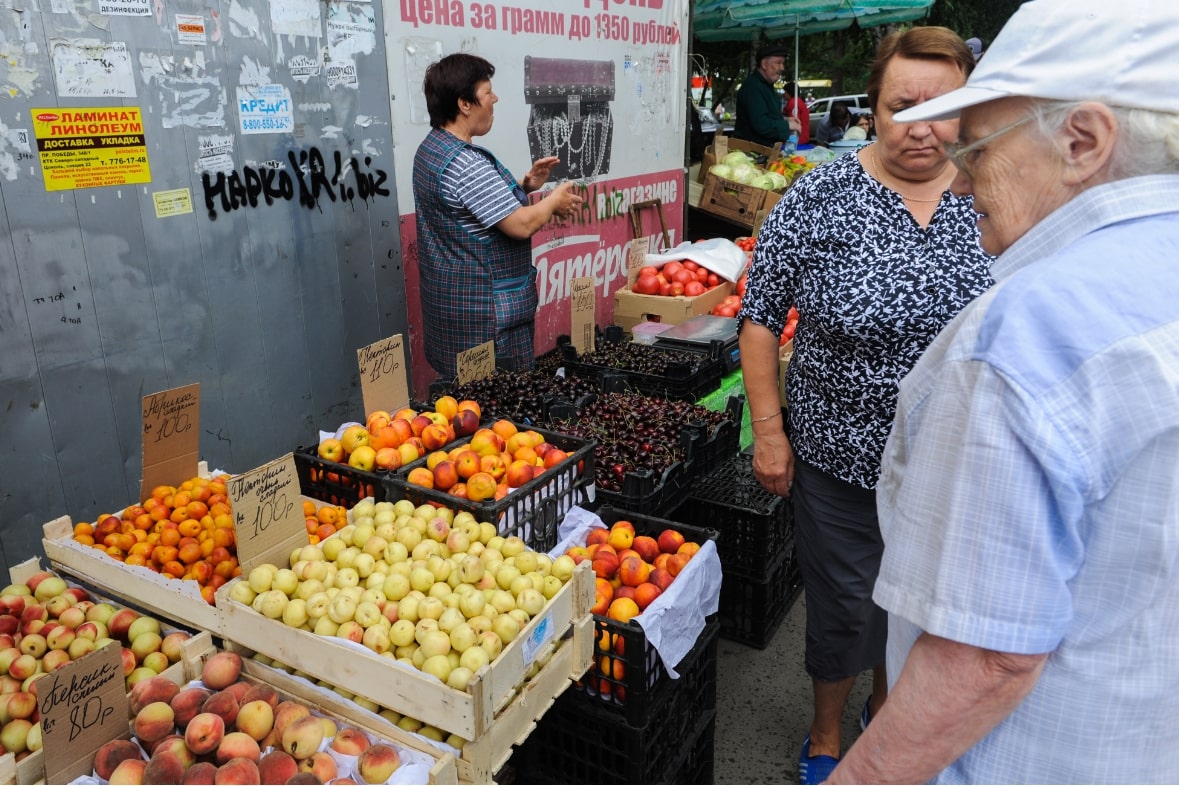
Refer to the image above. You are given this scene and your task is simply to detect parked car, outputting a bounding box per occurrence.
[696,105,735,138]
[808,94,871,138]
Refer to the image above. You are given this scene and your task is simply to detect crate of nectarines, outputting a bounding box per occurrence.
[383,420,595,553]
[558,506,720,728]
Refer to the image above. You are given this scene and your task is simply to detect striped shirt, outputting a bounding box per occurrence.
[442,147,524,239]
[876,175,1179,783]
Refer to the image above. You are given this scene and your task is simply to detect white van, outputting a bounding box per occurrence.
[808,94,871,138]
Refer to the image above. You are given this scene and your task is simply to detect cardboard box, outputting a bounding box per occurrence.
[613,280,734,332]
[698,135,783,184]
[779,339,794,409]
[698,173,785,230]
[216,522,594,741]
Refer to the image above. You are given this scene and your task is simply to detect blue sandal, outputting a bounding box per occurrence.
[798,735,839,785]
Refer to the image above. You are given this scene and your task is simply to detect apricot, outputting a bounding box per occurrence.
[606,597,640,623]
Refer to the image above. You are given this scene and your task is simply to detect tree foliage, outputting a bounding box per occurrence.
[690,0,1025,108]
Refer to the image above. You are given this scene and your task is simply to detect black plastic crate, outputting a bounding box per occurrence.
[557,329,725,402]
[567,507,719,726]
[718,535,802,648]
[517,626,719,784]
[426,369,598,426]
[672,452,792,582]
[382,423,594,552]
[667,710,717,785]
[293,447,389,509]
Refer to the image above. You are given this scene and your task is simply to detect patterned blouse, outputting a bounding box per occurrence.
[739,147,994,489]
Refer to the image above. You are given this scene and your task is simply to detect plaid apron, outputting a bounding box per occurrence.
[413,129,537,378]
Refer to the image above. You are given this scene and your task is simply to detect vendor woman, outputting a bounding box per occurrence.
[413,53,583,378]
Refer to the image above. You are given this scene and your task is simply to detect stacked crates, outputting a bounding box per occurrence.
[671,452,802,647]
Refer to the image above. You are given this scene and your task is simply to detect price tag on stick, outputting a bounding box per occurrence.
[626,236,652,287]
[456,340,495,386]
[570,276,596,354]
[40,643,128,785]
[140,382,200,500]
[227,453,304,572]
[357,334,409,415]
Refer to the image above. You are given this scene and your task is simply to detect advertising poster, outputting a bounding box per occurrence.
[389,0,690,394]
[32,107,150,191]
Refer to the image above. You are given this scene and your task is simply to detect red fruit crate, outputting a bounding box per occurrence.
[671,451,792,582]
[382,423,595,552]
[568,507,719,727]
[718,533,802,648]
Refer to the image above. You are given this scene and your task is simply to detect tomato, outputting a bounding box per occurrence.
[659,282,672,296]
[782,322,796,342]
[707,272,720,288]
[673,269,696,285]
[682,260,699,272]
[684,281,706,297]
[736,273,748,297]
[669,281,686,296]
[639,266,659,279]
[633,274,660,295]
[663,261,683,280]
[714,305,738,318]
[788,305,799,321]
[694,267,710,283]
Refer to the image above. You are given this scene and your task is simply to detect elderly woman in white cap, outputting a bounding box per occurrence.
[828,0,1179,783]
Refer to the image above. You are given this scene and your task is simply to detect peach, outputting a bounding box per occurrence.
[633,582,663,611]
[667,553,691,577]
[657,529,686,555]
[171,686,213,727]
[281,714,325,760]
[239,683,280,709]
[591,551,620,580]
[183,761,219,785]
[431,460,459,492]
[107,608,140,641]
[131,675,181,714]
[606,597,640,623]
[451,409,480,438]
[591,578,613,616]
[256,750,298,784]
[133,701,177,743]
[185,712,226,755]
[504,460,534,489]
[479,454,506,481]
[406,466,434,489]
[153,734,197,769]
[453,449,481,480]
[273,701,311,738]
[648,568,674,592]
[201,651,242,690]
[329,726,371,756]
[234,699,274,742]
[677,541,701,558]
[143,750,186,785]
[297,750,338,782]
[631,535,660,563]
[420,423,451,451]
[161,631,191,664]
[216,731,261,764]
[0,717,31,753]
[42,648,72,671]
[585,528,609,547]
[202,689,240,727]
[5,691,36,720]
[108,757,148,785]
[224,680,252,704]
[94,738,145,780]
[469,429,504,457]
[541,448,569,469]
[618,555,651,587]
[608,526,635,551]
[374,447,402,471]
[358,743,401,783]
[213,757,260,784]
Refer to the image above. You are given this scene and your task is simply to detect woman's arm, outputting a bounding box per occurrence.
[496,181,582,239]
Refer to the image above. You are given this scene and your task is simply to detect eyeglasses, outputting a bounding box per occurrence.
[942,115,1033,179]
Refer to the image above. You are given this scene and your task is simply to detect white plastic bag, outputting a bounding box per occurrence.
[643,238,749,283]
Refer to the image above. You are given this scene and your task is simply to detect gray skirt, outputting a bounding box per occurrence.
[791,457,887,682]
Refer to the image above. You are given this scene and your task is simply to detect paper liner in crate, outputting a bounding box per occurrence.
[551,506,721,677]
[643,238,749,283]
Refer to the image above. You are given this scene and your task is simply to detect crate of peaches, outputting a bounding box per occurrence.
[384,419,595,552]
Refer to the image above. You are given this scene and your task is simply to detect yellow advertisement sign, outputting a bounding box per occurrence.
[32,107,151,192]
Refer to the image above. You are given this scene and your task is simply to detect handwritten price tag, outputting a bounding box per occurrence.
[40,643,127,785]
[226,454,303,571]
[140,382,200,500]
[456,340,495,386]
[626,236,652,285]
[357,334,409,415]
[570,276,595,354]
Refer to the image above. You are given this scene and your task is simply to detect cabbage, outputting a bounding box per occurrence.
[708,163,734,180]
[749,174,777,190]
[722,151,753,167]
[730,164,759,184]
[766,172,790,190]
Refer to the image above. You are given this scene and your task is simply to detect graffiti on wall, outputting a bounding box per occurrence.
[201,145,390,219]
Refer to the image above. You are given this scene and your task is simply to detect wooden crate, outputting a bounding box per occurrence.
[179,633,459,784]
[224,612,593,785]
[0,752,14,785]
[41,514,226,637]
[216,560,594,741]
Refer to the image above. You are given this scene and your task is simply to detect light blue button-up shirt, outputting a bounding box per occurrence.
[875,175,1179,783]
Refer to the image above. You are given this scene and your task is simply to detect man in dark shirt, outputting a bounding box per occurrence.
[734,47,797,147]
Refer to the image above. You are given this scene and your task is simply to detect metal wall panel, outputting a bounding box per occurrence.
[0,0,404,561]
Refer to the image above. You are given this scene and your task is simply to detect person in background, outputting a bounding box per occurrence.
[734,47,800,147]
[854,112,874,138]
[815,103,852,146]
[737,26,991,785]
[413,53,582,379]
[828,1,1179,782]
[783,81,811,144]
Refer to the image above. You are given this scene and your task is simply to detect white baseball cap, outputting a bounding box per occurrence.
[896,0,1179,122]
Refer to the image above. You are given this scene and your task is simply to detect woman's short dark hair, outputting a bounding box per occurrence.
[830,103,852,127]
[424,53,495,128]
[867,26,975,114]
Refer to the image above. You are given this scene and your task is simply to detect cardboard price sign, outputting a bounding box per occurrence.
[39,643,128,785]
[570,276,596,354]
[140,382,200,500]
[625,236,652,286]
[226,453,304,572]
[456,340,495,386]
[357,334,409,416]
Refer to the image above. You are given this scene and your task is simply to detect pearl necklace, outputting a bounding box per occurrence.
[869,147,948,204]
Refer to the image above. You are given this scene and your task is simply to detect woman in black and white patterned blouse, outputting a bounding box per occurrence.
[736,27,994,785]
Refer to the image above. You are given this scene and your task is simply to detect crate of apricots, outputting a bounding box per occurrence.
[39,465,315,638]
[384,419,596,553]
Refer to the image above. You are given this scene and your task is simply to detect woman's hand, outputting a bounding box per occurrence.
[521,156,561,193]
[752,427,795,498]
[544,181,583,220]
